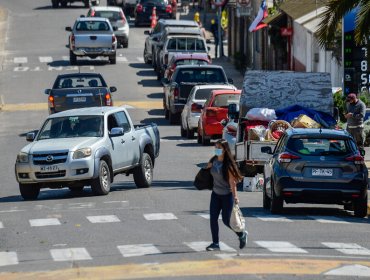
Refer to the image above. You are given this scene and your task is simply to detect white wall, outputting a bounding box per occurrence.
[293,21,307,69]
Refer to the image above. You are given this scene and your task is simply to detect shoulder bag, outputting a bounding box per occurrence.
[194,168,213,190]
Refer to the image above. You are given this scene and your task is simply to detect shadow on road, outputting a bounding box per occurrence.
[147,93,163,99]
[147,109,163,116]
[138,79,161,87]
[140,117,170,126]
[34,5,87,10]
[48,60,109,67]
[129,63,152,69]
[136,70,156,77]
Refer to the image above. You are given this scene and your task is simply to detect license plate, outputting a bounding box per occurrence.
[40,165,59,172]
[312,168,333,176]
[73,97,86,103]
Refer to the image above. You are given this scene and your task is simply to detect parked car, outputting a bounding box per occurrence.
[143,19,198,65]
[107,0,136,17]
[162,65,233,124]
[164,53,211,81]
[66,17,117,65]
[155,34,209,80]
[15,107,160,200]
[262,128,368,217]
[52,0,99,8]
[134,0,173,27]
[197,89,241,145]
[44,73,117,114]
[181,84,236,139]
[87,6,129,48]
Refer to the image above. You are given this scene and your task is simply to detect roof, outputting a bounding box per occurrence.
[211,89,242,95]
[287,128,350,138]
[262,11,283,24]
[279,0,327,20]
[90,6,123,12]
[56,72,102,78]
[77,17,109,22]
[164,27,202,35]
[172,53,210,61]
[193,84,237,90]
[160,19,198,27]
[49,106,123,118]
[175,64,224,70]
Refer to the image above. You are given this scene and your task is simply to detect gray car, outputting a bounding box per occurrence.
[262,128,368,217]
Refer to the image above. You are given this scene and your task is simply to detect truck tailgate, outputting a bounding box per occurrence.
[74,33,113,48]
[235,141,276,163]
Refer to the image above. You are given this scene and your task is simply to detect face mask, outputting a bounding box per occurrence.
[215,148,223,156]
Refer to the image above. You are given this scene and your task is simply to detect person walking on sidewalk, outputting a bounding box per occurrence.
[205,139,247,251]
[345,93,366,154]
[210,19,219,58]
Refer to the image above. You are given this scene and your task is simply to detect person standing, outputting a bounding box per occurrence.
[345,93,366,153]
[210,19,219,58]
[205,139,247,251]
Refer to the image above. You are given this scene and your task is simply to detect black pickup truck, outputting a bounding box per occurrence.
[45,73,117,114]
[162,65,233,124]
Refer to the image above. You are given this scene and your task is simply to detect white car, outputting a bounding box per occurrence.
[181,84,237,138]
[88,6,130,48]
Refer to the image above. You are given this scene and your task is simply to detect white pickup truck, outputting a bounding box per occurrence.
[66,17,117,65]
[15,107,160,200]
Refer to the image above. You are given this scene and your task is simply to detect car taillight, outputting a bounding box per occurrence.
[166,4,172,13]
[105,93,112,106]
[48,96,55,108]
[136,4,143,13]
[120,11,126,25]
[191,103,201,113]
[164,54,169,65]
[90,10,95,16]
[173,88,179,100]
[71,34,75,49]
[206,109,217,117]
[345,154,364,164]
[278,152,301,163]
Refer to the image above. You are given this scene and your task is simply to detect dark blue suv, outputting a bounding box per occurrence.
[262,128,368,217]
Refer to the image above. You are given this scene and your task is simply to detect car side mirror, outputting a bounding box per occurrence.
[113,26,118,31]
[110,86,117,93]
[65,27,72,32]
[44,89,51,95]
[144,30,150,35]
[261,146,273,154]
[26,132,36,142]
[161,78,169,85]
[110,127,124,137]
[228,78,234,84]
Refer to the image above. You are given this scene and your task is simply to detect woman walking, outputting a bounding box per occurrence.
[206,139,247,251]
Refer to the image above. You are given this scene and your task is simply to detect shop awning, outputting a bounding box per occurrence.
[295,6,326,33]
[279,0,326,20]
[262,11,283,24]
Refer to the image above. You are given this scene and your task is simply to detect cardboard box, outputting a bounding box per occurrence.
[292,114,321,128]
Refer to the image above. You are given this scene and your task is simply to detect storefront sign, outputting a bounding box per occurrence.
[280,27,293,36]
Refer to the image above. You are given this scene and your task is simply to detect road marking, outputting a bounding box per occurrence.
[117,244,161,257]
[50,248,92,261]
[255,241,308,253]
[62,56,69,61]
[0,221,3,228]
[309,216,349,224]
[325,264,370,277]
[39,56,53,63]
[196,213,222,220]
[29,218,61,227]
[86,215,120,223]
[185,241,236,253]
[117,56,128,62]
[0,252,18,267]
[137,57,144,62]
[322,242,370,255]
[143,213,177,220]
[254,215,293,222]
[13,57,27,64]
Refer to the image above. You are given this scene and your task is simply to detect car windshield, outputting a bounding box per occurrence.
[176,69,226,83]
[212,94,240,108]
[286,138,353,156]
[76,21,110,31]
[141,0,167,4]
[94,11,123,22]
[176,59,208,66]
[167,38,206,51]
[194,88,231,100]
[54,76,106,89]
[37,116,104,139]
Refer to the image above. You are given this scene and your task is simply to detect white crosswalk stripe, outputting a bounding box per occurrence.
[254,215,293,222]
[0,252,18,266]
[62,56,69,61]
[184,241,236,252]
[86,215,121,223]
[322,242,370,255]
[309,216,349,224]
[117,244,161,257]
[50,248,92,261]
[13,57,27,64]
[144,213,178,220]
[39,56,53,63]
[196,213,222,220]
[29,218,61,227]
[255,241,308,253]
[117,56,128,62]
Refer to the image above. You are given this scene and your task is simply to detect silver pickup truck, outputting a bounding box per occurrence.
[66,17,117,65]
[15,107,160,200]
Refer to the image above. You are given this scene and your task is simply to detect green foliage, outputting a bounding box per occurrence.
[333,90,346,123]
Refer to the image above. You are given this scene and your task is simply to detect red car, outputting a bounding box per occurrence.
[198,89,241,145]
[163,53,211,80]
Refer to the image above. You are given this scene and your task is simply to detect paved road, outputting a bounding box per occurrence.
[0,1,369,279]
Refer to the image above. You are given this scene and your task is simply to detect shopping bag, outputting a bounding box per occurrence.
[230,204,245,232]
[193,168,213,190]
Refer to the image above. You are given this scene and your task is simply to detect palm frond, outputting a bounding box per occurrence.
[355,0,370,44]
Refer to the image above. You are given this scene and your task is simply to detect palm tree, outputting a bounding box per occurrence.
[316,0,370,49]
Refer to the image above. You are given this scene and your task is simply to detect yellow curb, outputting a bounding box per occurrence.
[0,101,163,112]
[0,258,370,280]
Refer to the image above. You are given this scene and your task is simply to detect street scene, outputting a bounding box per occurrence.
[0,0,369,279]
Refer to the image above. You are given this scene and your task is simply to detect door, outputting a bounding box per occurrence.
[107,113,127,170]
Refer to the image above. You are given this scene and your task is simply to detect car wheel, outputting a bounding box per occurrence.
[51,0,59,8]
[69,186,84,193]
[201,130,210,146]
[262,177,271,209]
[353,194,368,218]
[91,160,111,195]
[61,0,67,7]
[133,153,153,188]
[69,50,77,65]
[169,111,178,125]
[186,124,194,139]
[197,128,202,144]
[84,0,92,8]
[270,181,283,214]
[180,123,186,137]
[122,40,128,48]
[134,20,139,27]
[19,183,40,200]
[109,55,116,64]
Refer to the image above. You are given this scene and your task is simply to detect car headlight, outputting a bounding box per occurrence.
[73,148,92,159]
[17,152,29,163]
